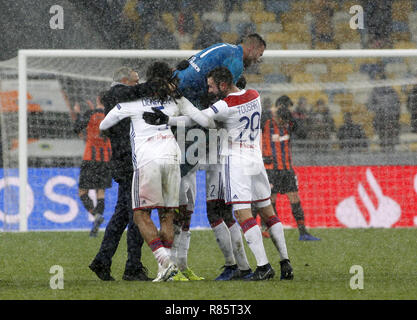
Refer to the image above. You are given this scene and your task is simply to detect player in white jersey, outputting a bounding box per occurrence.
[143,67,294,280]
[100,62,214,282]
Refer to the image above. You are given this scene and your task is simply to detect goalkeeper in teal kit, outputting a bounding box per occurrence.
[167,34,286,281]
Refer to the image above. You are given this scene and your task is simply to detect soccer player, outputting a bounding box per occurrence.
[173,33,267,280]
[144,67,294,281]
[89,67,152,281]
[73,96,112,237]
[100,62,214,282]
[262,96,320,241]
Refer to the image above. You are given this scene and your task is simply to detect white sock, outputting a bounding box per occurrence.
[212,220,236,266]
[241,220,269,267]
[171,224,181,265]
[177,229,191,271]
[152,246,171,268]
[269,222,289,260]
[229,223,251,271]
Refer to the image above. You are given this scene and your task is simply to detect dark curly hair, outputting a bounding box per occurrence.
[145,61,182,103]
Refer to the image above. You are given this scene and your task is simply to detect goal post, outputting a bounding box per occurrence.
[3,48,417,231]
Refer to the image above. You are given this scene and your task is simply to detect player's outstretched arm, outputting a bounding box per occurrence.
[176,97,216,129]
[99,105,124,131]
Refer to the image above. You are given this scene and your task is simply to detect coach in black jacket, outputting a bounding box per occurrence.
[89,67,153,281]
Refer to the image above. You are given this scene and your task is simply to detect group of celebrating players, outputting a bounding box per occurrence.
[81,33,318,282]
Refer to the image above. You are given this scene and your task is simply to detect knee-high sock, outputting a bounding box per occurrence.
[228,222,250,271]
[149,238,171,268]
[211,219,235,266]
[240,217,269,267]
[177,230,191,271]
[266,215,289,261]
[171,224,181,266]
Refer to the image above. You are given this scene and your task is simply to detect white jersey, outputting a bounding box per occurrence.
[99,97,181,169]
[207,89,263,164]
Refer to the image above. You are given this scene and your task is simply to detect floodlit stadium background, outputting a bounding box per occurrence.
[1,0,417,231]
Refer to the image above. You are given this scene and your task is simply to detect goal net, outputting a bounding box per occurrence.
[1,49,416,231]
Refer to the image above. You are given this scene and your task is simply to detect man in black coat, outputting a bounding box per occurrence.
[89,67,153,281]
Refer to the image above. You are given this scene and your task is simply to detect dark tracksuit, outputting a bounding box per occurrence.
[92,82,152,275]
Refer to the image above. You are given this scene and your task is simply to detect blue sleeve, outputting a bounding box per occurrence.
[222,56,244,84]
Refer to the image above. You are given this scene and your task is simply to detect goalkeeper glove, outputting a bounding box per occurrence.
[143,107,169,125]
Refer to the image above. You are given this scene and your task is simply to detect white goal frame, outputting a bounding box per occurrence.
[16,48,417,231]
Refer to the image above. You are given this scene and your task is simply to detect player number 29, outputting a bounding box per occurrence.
[237,112,260,141]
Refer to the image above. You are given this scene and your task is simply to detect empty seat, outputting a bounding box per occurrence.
[221,32,239,44]
[259,22,283,33]
[286,43,310,50]
[214,22,231,33]
[265,73,287,83]
[393,0,413,21]
[339,42,362,49]
[305,63,328,74]
[393,41,416,49]
[330,63,354,74]
[201,11,225,23]
[265,0,291,16]
[229,11,251,25]
[252,11,276,24]
[292,72,315,83]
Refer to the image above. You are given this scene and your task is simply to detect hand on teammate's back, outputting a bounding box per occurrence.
[143,107,169,125]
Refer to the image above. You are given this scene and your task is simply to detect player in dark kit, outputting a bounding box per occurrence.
[262,95,320,241]
[88,67,152,281]
[73,96,112,237]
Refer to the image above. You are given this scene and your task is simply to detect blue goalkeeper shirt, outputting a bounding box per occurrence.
[174,43,244,108]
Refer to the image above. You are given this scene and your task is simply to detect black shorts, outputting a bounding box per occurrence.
[266,169,298,194]
[79,161,112,189]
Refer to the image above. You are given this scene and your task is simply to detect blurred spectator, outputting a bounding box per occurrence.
[406,83,417,133]
[193,20,223,49]
[261,97,273,129]
[311,0,336,48]
[367,70,400,151]
[177,9,195,37]
[136,0,160,34]
[337,112,368,152]
[307,98,335,152]
[363,1,393,48]
[291,97,309,141]
[148,21,179,49]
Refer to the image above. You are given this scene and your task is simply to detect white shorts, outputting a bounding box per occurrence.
[179,165,198,212]
[200,163,224,202]
[222,155,271,210]
[132,159,180,210]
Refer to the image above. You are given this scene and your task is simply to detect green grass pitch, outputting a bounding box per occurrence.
[0,228,416,300]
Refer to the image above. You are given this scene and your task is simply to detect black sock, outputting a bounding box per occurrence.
[80,194,94,213]
[92,199,105,216]
[291,202,308,235]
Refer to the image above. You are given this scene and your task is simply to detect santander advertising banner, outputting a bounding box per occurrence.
[0,166,416,230]
[276,166,417,228]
